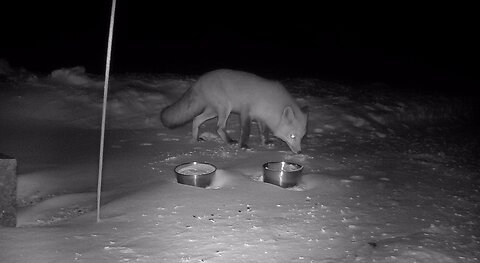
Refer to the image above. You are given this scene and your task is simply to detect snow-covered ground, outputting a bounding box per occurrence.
[0,63,479,262]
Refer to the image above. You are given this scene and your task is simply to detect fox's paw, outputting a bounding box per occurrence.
[198,132,221,142]
[190,137,205,144]
[240,143,250,150]
[190,138,198,144]
[262,140,275,148]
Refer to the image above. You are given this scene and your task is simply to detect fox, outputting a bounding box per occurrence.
[160,69,308,153]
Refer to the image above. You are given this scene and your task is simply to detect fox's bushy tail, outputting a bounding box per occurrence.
[160,88,204,128]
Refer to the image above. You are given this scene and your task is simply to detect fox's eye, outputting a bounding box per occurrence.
[290,134,296,140]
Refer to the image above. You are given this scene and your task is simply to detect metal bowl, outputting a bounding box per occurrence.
[263,161,303,188]
[175,162,216,188]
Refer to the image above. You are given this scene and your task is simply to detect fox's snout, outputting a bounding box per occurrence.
[286,142,302,154]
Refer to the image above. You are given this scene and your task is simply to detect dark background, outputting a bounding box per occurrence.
[1,2,478,94]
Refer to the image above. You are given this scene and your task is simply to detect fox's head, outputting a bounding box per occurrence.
[274,106,308,154]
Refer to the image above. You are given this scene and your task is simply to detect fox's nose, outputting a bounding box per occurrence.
[291,148,301,154]
[287,143,301,154]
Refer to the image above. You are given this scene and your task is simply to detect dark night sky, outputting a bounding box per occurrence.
[1,2,478,94]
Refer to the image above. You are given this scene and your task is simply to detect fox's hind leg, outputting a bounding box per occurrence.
[216,108,236,144]
[192,108,216,143]
[239,113,251,149]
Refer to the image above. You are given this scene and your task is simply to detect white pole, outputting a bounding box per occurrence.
[97,0,117,223]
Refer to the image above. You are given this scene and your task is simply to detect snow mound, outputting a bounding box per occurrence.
[0,58,13,75]
[49,66,102,87]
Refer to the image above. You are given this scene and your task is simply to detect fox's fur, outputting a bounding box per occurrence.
[160,69,307,153]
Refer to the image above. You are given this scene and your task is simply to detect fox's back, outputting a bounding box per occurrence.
[193,69,295,115]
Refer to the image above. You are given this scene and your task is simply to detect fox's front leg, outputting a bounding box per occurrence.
[239,113,251,149]
[257,121,273,146]
[216,110,237,144]
[191,109,216,143]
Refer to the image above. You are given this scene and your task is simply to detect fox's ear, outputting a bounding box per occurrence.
[301,105,309,113]
[282,106,295,123]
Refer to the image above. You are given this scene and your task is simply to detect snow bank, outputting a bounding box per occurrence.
[0,58,38,82]
[286,78,479,137]
[0,66,194,129]
[1,66,477,135]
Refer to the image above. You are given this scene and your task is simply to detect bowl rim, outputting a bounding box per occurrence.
[174,161,217,176]
[263,161,303,172]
